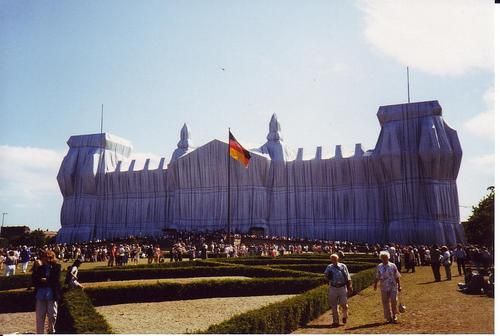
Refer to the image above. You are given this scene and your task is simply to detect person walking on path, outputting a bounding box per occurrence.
[324,253,352,328]
[441,246,452,281]
[32,250,61,334]
[374,251,402,324]
[430,245,442,282]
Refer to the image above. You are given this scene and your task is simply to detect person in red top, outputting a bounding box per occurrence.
[154,245,162,263]
[108,244,116,267]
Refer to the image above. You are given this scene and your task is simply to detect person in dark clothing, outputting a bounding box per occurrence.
[32,250,62,334]
[430,245,442,282]
[454,244,467,276]
[200,243,208,259]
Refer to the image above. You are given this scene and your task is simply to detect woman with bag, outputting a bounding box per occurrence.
[32,250,61,334]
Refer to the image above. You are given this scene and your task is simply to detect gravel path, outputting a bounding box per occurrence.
[0,312,36,334]
[83,276,252,288]
[96,295,296,333]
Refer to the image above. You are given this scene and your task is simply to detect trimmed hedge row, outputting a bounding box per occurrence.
[269,262,375,274]
[85,277,324,307]
[204,267,376,334]
[93,259,223,270]
[77,265,318,283]
[56,288,112,334]
[214,258,334,266]
[0,274,32,291]
[213,257,377,266]
[0,289,34,313]
[0,263,318,291]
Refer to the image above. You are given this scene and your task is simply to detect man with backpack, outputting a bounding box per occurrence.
[324,253,352,328]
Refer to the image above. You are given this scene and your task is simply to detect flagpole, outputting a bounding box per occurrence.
[227,127,231,240]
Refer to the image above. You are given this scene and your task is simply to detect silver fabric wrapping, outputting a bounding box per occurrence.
[57,101,463,245]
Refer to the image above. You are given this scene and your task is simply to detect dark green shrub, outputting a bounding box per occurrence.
[93,259,224,270]
[56,288,112,333]
[0,274,32,291]
[212,257,379,266]
[85,277,323,307]
[0,289,34,313]
[204,268,375,334]
[214,258,332,266]
[269,262,375,274]
[78,265,318,283]
[0,270,70,291]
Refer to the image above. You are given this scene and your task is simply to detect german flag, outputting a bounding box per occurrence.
[229,131,251,167]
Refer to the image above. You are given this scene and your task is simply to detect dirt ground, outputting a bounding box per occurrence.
[96,294,296,333]
[294,266,494,334]
[0,311,37,334]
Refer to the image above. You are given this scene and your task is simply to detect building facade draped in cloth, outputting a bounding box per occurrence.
[56,101,463,245]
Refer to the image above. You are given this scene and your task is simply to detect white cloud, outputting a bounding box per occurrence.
[468,153,495,173]
[0,145,167,198]
[464,86,494,139]
[358,0,494,76]
[0,145,64,203]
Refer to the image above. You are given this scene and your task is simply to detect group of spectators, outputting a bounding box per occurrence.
[0,231,494,334]
[1,234,492,281]
[375,243,493,281]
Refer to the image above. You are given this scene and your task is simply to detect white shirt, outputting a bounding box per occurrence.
[376,262,400,291]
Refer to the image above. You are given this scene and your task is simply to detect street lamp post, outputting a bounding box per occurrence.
[1,212,7,238]
[1,212,7,228]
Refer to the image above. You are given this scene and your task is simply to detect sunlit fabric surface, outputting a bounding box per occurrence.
[57,101,463,245]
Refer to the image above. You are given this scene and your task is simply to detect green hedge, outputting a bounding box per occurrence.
[214,258,333,266]
[0,274,32,291]
[56,288,112,334]
[0,289,34,313]
[77,265,318,283]
[93,259,223,270]
[213,257,378,266]
[204,267,376,334]
[269,262,375,274]
[85,277,323,307]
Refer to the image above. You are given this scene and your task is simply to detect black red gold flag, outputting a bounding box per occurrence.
[229,131,251,167]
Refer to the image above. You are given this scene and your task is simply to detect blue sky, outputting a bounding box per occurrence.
[0,0,494,231]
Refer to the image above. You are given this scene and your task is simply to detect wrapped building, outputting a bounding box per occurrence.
[57,100,464,245]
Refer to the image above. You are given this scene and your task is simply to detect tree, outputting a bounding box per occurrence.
[14,229,49,247]
[463,186,494,247]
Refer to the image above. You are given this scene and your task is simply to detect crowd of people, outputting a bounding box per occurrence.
[0,232,494,333]
[0,231,493,278]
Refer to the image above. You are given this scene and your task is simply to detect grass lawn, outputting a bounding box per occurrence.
[294,266,494,334]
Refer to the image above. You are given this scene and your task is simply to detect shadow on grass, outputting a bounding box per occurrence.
[344,322,387,331]
[302,323,334,329]
[416,280,441,285]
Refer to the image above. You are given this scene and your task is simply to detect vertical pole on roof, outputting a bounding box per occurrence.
[101,104,104,134]
[407,67,410,103]
[227,128,231,241]
[93,104,104,243]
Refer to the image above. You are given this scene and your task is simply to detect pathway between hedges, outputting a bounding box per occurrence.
[294,266,494,334]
